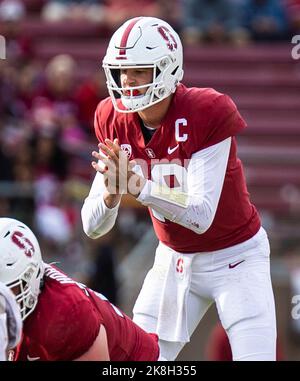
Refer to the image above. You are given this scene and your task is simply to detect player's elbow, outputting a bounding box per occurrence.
[83,225,103,239]
[187,202,215,234]
[81,205,102,239]
[82,220,101,239]
[190,221,212,235]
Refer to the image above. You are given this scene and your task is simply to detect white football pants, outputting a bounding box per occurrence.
[133,227,277,361]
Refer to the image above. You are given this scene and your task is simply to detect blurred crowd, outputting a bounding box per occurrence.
[22,0,300,41]
[0,0,299,303]
[0,0,299,41]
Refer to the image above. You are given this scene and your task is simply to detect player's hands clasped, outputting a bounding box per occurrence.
[91,139,145,196]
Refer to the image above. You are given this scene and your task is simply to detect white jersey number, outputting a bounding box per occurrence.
[135,163,188,222]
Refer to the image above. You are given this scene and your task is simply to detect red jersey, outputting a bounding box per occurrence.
[94,84,261,253]
[10,265,159,361]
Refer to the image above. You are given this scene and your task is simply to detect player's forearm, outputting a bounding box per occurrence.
[81,171,121,239]
[81,195,120,239]
[137,180,213,234]
[136,138,232,234]
[103,191,122,209]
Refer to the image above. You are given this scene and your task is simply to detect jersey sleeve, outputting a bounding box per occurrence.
[137,138,231,234]
[94,101,105,144]
[202,94,247,149]
[94,97,115,144]
[48,298,102,360]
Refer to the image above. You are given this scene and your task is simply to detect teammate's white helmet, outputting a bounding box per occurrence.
[102,17,184,113]
[0,218,45,320]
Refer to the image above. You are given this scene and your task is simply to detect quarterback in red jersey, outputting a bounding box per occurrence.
[0,218,159,361]
[81,17,277,360]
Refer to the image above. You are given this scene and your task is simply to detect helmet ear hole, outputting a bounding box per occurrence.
[159,58,169,69]
[158,88,166,97]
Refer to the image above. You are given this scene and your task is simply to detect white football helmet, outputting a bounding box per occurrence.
[102,17,184,113]
[0,218,45,320]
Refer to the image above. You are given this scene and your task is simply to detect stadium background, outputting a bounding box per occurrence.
[0,0,299,360]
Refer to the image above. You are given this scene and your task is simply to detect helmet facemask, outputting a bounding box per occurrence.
[7,263,43,320]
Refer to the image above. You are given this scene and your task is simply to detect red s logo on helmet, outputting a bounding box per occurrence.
[158,26,177,52]
[11,231,35,257]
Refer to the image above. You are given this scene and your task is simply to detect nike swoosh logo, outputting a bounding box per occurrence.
[168,145,179,155]
[229,260,245,269]
[27,355,40,361]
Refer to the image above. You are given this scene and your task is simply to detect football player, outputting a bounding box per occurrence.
[0,218,159,361]
[0,282,22,361]
[81,17,277,361]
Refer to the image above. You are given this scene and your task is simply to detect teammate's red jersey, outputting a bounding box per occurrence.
[94,84,260,253]
[10,265,159,361]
